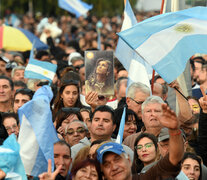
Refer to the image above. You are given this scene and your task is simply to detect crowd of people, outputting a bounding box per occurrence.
[0,8,207,180]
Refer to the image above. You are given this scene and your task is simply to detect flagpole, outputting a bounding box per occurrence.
[151,0,165,93]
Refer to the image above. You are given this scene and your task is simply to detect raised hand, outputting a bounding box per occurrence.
[159,104,180,130]
[39,159,61,180]
[199,95,207,113]
[85,91,99,109]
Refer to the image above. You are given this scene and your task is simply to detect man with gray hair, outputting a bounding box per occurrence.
[126,82,150,119]
[124,95,165,150]
[11,66,26,83]
[64,120,88,147]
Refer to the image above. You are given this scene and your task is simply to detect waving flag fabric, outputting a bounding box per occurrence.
[58,0,93,18]
[0,134,27,180]
[115,107,126,144]
[118,6,207,83]
[18,86,59,177]
[24,44,57,83]
[115,0,151,89]
[115,0,151,144]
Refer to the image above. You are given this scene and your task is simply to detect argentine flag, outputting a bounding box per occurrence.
[115,0,151,144]
[18,86,59,177]
[115,0,151,89]
[58,0,93,18]
[25,43,57,83]
[0,134,27,180]
[118,6,207,84]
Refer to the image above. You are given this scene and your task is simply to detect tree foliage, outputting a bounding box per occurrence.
[0,0,137,18]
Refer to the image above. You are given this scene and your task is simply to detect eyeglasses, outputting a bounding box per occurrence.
[66,127,85,135]
[135,142,154,151]
[61,107,80,113]
[130,97,144,105]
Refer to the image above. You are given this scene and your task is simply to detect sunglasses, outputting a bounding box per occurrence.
[66,127,85,135]
[61,107,80,113]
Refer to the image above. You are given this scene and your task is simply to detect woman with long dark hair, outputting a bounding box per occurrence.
[132,133,159,174]
[53,80,83,116]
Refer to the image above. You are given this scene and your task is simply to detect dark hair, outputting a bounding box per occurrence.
[55,107,83,130]
[90,139,105,147]
[71,158,102,180]
[0,75,14,90]
[54,140,71,156]
[1,112,19,125]
[90,105,115,124]
[35,50,49,60]
[14,88,34,100]
[53,80,83,116]
[132,133,158,174]
[13,81,27,89]
[0,122,8,145]
[113,106,139,138]
[181,152,202,180]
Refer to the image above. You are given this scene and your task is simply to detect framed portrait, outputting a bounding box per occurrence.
[85,50,114,96]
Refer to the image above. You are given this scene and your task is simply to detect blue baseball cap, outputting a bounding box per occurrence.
[97,142,126,163]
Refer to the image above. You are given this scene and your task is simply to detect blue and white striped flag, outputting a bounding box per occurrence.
[25,44,57,83]
[118,6,207,84]
[115,0,151,144]
[115,107,126,144]
[0,134,27,180]
[58,0,93,18]
[115,0,151,89]
[18,85,59,177]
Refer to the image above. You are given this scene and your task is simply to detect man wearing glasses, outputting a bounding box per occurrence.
[64,120,88,147]
[124,96,165,150]
[96,102,184,180]
[126,82,150,120]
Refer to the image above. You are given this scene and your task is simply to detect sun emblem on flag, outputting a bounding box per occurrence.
[43,70,49,76]
[174,24,193,33]
[86,52,94,59]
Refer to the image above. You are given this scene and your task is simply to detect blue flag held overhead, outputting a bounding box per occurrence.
[58,0,93,18]
[25,43,57,83]
[118,6,207,84]
[18,85,59,177]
